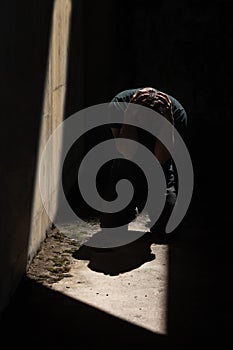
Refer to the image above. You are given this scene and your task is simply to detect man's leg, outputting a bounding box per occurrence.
[150,185,177,234]
[99,159,138,228]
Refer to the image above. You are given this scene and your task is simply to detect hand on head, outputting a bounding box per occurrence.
[129,87,173,123]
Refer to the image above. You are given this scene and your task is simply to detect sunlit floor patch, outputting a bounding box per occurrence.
[53,212,169,334]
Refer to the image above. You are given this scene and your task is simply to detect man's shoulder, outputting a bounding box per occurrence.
[168,94,185,111]
[112,88,140,102]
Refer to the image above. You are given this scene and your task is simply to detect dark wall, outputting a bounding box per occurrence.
[68,0,233,227]
[78,0,231,120]
[0,0,54,312]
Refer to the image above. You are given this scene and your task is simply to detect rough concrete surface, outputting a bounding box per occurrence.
[28,213,169,334]
[52,240,168,334]
[2,211,233,348]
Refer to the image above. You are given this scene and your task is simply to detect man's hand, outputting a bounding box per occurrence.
[155,91,174,124]
[117,87,174,162]
[130,87,158,109]
[127,87,174,124]
[124,87,157,123]
[129,87,174,164]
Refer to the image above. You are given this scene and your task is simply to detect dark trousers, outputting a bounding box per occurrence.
[100,158,177,232]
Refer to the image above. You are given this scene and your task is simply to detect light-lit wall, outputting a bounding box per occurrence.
[0,0,72,315]
[28,0,72,265]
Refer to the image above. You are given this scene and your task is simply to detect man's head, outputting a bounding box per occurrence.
[131,87,161,112]
[130,87,173,122]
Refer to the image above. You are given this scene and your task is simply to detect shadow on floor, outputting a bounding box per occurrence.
[72,229,179,276]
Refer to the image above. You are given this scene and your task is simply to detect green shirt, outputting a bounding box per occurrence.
[108,87,188,188]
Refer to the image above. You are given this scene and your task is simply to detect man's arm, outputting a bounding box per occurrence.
[153,91,174,164]
[110,91,142,159]
[111,89,174,163]
[111,124,139,159]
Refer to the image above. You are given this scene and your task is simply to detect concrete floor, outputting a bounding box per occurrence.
[52,213,169,335]
[1,210,233,349]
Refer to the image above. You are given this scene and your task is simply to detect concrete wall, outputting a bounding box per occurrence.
[0,0,72,315]
[28,0,72,264]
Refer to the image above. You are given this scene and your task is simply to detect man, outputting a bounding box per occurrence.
[100,87,187,235]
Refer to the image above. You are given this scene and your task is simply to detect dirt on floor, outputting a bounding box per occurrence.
[27,226,81,287]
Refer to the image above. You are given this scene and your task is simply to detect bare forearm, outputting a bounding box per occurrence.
[154,125,174,164]
[154,139,171,164]
[112,125,139,159]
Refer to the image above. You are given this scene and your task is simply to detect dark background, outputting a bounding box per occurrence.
[65,0,233,229]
